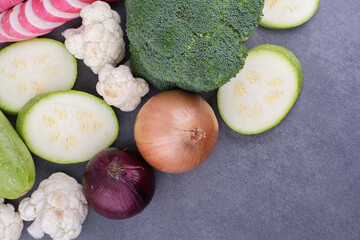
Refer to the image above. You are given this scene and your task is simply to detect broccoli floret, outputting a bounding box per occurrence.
[126,0,264,92]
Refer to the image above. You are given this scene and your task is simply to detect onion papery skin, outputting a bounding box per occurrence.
[134,90,219,173]
[82,148,156,220]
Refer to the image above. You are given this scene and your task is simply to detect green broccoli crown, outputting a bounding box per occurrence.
[126,0,264,92]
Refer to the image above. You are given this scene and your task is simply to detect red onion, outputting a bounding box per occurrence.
[82,148,155,220]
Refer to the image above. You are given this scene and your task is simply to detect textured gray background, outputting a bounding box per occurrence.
[3,0,360,239]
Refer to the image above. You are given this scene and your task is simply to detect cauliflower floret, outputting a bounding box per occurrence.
[18,173,88,240]
[0,197,23,240]
[62,1,125,74]
[97,64,150,112]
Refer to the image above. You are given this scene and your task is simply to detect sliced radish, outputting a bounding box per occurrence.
[218,44,303,134]
[1,8,24,39]
[19,0,64,34]
[0,0,23,13]
[10,4,40,37]
[0,38,77,115]
[32,0,80,22]
[0,0,90,43]
[0,12,19,42]
[260,0,319,29]
[1,3,38,40]
[50,0,89,13]
[16,90,119,164]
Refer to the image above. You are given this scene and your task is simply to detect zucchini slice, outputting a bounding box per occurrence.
[0,38,77,115]
[260,0,319,29]
[17,90,119,163]
[217,44,303,134]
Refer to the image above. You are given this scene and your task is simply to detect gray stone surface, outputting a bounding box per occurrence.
[3,0,360,239]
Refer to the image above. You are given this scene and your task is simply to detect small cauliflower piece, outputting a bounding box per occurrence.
[97,64,150,112]
[62,1,125,74]
[0,197,23,240]
[18,173,88,240]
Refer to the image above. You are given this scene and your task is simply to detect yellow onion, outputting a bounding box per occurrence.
[134,90,219,173]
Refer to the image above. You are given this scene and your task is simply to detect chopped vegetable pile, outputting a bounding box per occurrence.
[0,0,319,238]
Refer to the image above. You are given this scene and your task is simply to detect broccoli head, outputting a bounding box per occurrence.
[126,0,264,92]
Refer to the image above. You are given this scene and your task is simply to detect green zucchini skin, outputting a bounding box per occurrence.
[0,110,35,199]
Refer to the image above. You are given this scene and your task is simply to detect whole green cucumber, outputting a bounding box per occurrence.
[0,110,35,199]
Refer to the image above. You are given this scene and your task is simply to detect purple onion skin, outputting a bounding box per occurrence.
[83,148,156,220]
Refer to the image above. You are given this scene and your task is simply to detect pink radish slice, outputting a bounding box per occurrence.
[1,3,38,40]
[11,4,39,36]
[1,7,30,40]
[0,12,19,42]
[19,0,63,34]
[32,0,79,22]
[0,0,23,13]
[50,0,89,13]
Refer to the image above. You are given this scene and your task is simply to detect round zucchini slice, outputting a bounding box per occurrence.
[0,38,77,115]
[17,90,119,163]
[218,44,303,134]
[260,0,320,29]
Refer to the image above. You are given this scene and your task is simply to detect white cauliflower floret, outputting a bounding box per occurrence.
[97,64,150,112]
[0,198,23,240]
[18,173,88,240]
[62,1,125,74]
